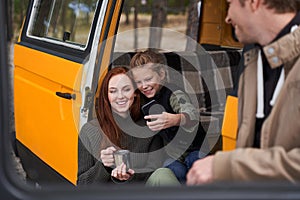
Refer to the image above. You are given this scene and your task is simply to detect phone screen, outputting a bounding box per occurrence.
[141,100,165,116]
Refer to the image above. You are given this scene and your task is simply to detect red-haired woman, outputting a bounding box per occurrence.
[77,67,179,185]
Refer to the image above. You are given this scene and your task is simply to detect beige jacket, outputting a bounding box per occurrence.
[213,27,300,182]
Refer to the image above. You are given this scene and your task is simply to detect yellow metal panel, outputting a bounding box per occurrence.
[199,0,243,48]
[14,45,81,90]
[201,0,222,23]
[96,0,124,96]
[13,0,124,185]
[221,95,238,151]
[14,44,82,184]
[222,136,236,151]
[200,23,222,45]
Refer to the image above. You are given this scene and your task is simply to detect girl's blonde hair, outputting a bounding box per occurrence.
[130,49,167,82]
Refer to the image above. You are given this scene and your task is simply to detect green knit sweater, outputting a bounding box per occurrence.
[77,115,165,185]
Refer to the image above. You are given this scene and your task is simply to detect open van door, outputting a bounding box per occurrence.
[199,0,242,49]
[14,0,123,185]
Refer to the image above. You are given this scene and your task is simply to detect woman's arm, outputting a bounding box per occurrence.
[77,122,112,185]
[77,138,112,185]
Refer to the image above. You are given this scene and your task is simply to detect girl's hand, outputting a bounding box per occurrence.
[111,163,135,181]
[100,146,116,167]
[145,112,183,131]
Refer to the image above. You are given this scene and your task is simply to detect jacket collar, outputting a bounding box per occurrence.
[263,26,300,69]
[244,27,300,70]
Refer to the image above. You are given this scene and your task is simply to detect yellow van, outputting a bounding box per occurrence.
[14,0,242,185]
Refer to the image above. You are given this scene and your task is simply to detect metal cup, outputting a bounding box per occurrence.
[113,150,130,171]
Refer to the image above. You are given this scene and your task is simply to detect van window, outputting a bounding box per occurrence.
[27,0,98,50]
[114,0,200,52]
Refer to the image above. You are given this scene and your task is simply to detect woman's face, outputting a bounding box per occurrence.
[108,74,135,118]
[131,64,165,98]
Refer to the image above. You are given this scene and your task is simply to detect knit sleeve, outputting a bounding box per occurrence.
[76,122,112,185]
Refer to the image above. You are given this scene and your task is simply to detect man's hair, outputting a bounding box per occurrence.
[239,0,300,13]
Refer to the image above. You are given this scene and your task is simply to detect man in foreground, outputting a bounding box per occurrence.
[187,0,300,184]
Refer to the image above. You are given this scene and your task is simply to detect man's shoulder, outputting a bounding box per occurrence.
[264,27,300,68]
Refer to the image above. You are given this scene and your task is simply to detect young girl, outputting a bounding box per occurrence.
[130,49,203,183]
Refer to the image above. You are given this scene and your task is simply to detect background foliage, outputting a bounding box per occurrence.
[12,0,198,40]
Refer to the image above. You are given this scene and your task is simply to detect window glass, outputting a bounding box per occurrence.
[114,0,200,52]
[27,0,98,49]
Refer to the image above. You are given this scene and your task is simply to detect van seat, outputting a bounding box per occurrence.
[111,49,242,152]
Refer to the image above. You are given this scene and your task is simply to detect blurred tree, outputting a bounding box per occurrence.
[122,0,135,25]
[124,3,130,25]
[186,0,201,50]
[149,0,167,48]
[134,0,139,49]
[14,0,29,39]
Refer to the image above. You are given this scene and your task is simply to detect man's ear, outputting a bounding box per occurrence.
[250,0,261,12]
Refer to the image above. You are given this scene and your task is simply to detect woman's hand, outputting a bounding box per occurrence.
[100,146,116,167]
[111,163,135,181]
[145,112,183,131]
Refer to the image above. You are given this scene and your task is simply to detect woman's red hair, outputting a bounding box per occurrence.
[95,67,141,148]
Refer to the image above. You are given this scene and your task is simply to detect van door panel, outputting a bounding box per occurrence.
[13,0,119,185]
[14,44,82,184]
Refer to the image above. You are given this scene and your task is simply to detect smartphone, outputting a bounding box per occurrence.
[141,100,165,116]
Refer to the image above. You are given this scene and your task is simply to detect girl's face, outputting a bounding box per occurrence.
[108,74,135,118]
[131,64,165,98]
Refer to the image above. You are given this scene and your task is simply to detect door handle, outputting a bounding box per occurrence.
[56,92,76,100]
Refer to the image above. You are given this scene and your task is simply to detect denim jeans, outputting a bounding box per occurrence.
[164,150,202,183]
